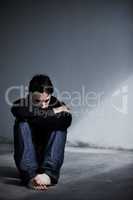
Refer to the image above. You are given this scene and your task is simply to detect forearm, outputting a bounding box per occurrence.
[28,111,72,130]
[11,104,54,121]
[43,111,72,130]
[11,96,62,120]
[11,97,72,130]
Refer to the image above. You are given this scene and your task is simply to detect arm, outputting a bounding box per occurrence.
[28,103,72,130]
[29,111,72,130]
[11,97,72,130]
[11,98,54,120]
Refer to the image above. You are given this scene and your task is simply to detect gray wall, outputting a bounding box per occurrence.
[1,0,133,148]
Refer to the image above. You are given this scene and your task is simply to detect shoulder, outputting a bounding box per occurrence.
[49,95,66,108]
[12,97,27,106]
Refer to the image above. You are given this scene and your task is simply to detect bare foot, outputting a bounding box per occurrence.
[34,173,51,186]
[28,177,48,191]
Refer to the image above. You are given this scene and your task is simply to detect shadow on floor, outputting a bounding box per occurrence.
[0,166,22,187]
[0,166,18,178]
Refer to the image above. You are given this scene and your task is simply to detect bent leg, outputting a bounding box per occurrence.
[40,129,67,184]
[13,121,38,184]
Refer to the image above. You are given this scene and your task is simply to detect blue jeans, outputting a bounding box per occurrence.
[13,120,67,185]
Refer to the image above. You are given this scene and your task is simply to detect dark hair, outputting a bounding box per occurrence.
[29,74,54,94]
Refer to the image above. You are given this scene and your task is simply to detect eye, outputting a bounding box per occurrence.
[35,99,41,103]
[44,99,49,103]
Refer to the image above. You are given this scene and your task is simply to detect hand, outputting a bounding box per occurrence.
[53,105,71,114]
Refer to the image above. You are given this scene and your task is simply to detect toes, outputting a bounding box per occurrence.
[42,184,48,190]
[33,179,48,190]
[35,184,48,191]
[35,186,42,190]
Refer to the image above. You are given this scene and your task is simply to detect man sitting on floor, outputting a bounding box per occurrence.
[11,74,72,190]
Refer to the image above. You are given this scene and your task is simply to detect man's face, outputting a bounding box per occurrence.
[32,91,51,108]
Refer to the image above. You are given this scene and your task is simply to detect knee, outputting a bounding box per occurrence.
[54,129,67,135]
[18,121,30,129]
[51,129,68,143]
[14,121,31,135]
[50,129,67,139]
[57,130,67,139]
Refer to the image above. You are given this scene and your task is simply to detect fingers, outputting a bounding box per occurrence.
[54,105,72,114]
[62,105,71,112]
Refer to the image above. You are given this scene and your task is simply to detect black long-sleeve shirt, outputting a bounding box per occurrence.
[11,95,72,132]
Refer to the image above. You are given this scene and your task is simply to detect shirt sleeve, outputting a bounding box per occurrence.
[29,111,72,130]
[11,98,54,120]
[11,97,72,130]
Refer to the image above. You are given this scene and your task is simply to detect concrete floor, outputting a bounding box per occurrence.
[0,145,133,200]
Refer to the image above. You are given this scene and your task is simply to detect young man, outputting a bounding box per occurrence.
[11,74,72,190]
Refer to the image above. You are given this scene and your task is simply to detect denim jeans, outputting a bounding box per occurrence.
[13,120,67,185]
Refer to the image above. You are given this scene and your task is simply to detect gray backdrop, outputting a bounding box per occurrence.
[0,0,133,149]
